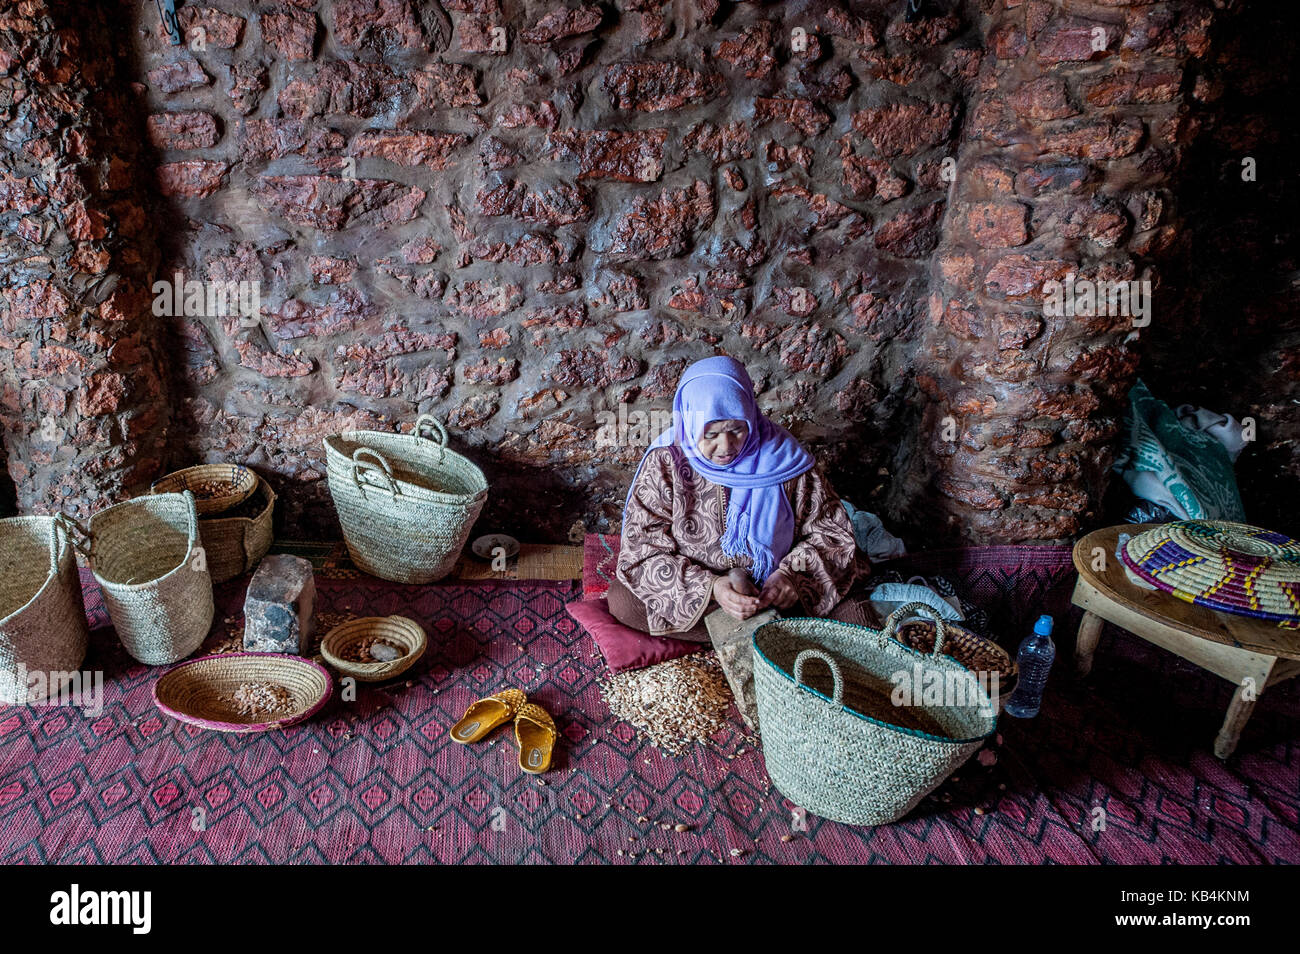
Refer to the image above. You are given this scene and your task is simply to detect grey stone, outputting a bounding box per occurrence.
[368,642,403,662]
[243,554,316,655]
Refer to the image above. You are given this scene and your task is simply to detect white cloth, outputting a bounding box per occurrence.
[1175,404,1249,462]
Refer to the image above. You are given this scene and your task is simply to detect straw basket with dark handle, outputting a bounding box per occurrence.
[62,491,215,666]
[753,602,997,826]
[0,515,90,704]
[324,415,488,584]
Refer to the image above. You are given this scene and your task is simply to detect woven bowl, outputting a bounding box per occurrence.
[151,464,258,516]
[153,653,332,733]
[893,620,1018,681]
[320,616,427,682]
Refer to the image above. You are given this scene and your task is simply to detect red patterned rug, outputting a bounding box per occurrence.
[1,548,1297,864]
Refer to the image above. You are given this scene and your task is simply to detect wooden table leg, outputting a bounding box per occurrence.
[1214,681,1258,760]
[1075,610,1104,677]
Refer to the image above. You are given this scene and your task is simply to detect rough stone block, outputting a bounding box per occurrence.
[243,555,316,655]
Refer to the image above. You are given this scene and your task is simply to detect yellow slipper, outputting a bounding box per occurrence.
[514,703,557,774]
[449,688,526,744]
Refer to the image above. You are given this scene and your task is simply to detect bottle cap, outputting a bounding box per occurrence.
[1034,614,1054,636]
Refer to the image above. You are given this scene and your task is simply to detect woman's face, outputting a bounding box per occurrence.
[697,419,749,466]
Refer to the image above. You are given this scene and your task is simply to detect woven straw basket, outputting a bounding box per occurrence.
[753,602,997,826]
[198,474,276,584]
[893,619,1018,707]
[321,616,427,682]
[72,491,214,665]
[151,462,258,515]
[324,415,488,584]
[0,516,90,704]
[154,653,331,733]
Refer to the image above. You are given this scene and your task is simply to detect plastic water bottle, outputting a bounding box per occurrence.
[1005,615,1056,718]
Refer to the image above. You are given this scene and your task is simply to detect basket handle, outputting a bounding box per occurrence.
[793,649,843,706]
[351,447,400,498]
[413,413,449,449]
[54,511,93,560]
[882,601,949,658]
[413,415,448,462]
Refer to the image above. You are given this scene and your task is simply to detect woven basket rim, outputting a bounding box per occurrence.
[89,493,200,590]
[1129,521,1300,565]
[0,515,73,628]
[893,619,1018,679]
[151,463,258,513]
[198,474,277,528]
[1122,521,1300,621]
[152,652,332,732]
[752,616,997,745]
[1119,547,1299,622]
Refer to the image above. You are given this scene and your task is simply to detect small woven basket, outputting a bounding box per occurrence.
[0,516,89,704]
[153,653,332,733]
[77,491,215,665]
[754,602,996,826]
[323,415,488,584]
[151,463,257,516]
[893,619,1018,689]
[320,616,427,682]
[198,474,276,584]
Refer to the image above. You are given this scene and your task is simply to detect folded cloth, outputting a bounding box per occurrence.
[869,577,965,622]
[566,598,702,673]
[1175,403,1249,462]
[1113,379,1246,521]
[841,500,906,561]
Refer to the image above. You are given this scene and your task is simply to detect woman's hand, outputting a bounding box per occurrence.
[713,574,762,619]
[758,569,800,610]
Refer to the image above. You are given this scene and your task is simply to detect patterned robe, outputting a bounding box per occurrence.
[617,445,858,635]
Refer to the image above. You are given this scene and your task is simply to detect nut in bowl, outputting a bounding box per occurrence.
[321,616,427,683]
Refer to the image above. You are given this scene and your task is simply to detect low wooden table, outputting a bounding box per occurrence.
[1071,525,1300,758]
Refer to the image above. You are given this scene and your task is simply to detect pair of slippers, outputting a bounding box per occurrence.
[449,688,556,774]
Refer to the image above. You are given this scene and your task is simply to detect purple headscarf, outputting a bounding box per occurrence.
[623,356,814,585]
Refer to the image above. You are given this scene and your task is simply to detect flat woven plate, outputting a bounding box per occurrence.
[1121,520,1300,622]
[153,653,332,732]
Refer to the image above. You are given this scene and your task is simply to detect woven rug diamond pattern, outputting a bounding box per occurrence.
[1,549,1297,864]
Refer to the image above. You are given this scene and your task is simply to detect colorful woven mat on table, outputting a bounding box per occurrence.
[1121,521,1300,624]
[2,545,1296,863]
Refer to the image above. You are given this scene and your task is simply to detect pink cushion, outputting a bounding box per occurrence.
[566,598,702,673]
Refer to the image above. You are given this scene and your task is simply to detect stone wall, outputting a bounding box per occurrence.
[887,0,1226,544]
[9,0,1293,547]
[0,0,171,519]
[129,0,984,539]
